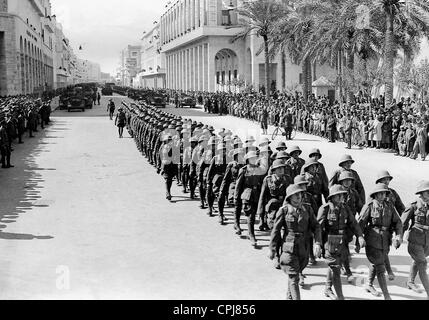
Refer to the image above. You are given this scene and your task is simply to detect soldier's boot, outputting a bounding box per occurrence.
[343,257,354,283]
[365,266,382,297]
[165,180,172,201]
[288,275,301,300]
[286,288,293,300]
[332,268,345,300]
[406,263,422,293]
[417,263,429,297]
[324,269,338,300]
[299,273,306,288]
[376,270,392,300]
[199,186,206,209]
[309,237,317,265]
[258,213,266,231]
[385,256,395,281]
[234,212,242,235]
[247,216,257,247]
[217,198,227,225]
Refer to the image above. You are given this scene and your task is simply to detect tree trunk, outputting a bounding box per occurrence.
[337,50,343,104]
[263,35,271,98]
[347,48,355,105]
[302,57,312,103]
[281,49,286,91]
[384,11,395,107]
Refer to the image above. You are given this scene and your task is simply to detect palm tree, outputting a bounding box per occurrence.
[370,0,429,106]
[231,0,288,98]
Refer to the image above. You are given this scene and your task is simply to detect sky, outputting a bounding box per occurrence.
[51,0,167,76]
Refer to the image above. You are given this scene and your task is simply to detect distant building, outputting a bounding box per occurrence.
[120,45,141,87]
[76,59,101,83]
[52,19,74,89]
[133,23,166,89]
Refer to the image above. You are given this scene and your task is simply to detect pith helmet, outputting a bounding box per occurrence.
[244,151,258,161]
[259,137,271,147]
[369,183,391,198]
[294,175,309,186]
[328,185,348,200]
[276,151,290,160]
[339,154,355,166]
[302,159,319,172]
[416,181,429,195]
[271,159,287,171]
[375,170,393,184]
[309,148,322,159]
[338,171,355,183]
[288,146,302,156]
[276,141,287,150]
[286,184,304,200]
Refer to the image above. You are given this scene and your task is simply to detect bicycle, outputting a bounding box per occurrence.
[272,124,297,141]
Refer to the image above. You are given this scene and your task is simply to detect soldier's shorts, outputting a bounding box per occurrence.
[408,243,429,266]
[280,246,308,276]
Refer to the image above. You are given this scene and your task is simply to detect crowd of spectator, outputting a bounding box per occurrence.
[166,89,429,162]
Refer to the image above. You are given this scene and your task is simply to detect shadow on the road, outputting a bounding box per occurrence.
[0,121,57,241]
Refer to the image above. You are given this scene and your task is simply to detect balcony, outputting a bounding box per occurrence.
[29,0,45,17]
[43,17,55,33]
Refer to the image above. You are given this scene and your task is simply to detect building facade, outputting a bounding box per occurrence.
[159,0,337,94]
[133,23,166,89]
[52,18,73,89]
[0,0,56,96]
[120,45,141,87]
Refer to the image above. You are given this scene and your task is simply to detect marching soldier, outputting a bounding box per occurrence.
[294,175,319,267]
[303,148,329,204]
[373,170,405,280]
[302,159,325,209]
[337,171,364,282]
[197,136,217,212]
[257,159,290,232]
[287,146,305,179]
[401,181,429,299]
[358,183,403,300]
[206,143,228,223]
[318,185,366,300]
[218,148,244,222]
[269,184,322,300]
[271,141,288,163]
[330,155,365,203]
[234,151,267,247]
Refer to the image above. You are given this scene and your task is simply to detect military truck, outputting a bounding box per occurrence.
[67,87,86,112]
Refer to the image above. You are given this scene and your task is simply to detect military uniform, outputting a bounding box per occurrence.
[317,185,364,300]
[401,181,429,298]
[269,185,322,300]
[286,146,305,179]
[330,155,365,203]
[358,184,403,300]
[257,161,291,231]
[206,145,228,220]
[234,152,267,246]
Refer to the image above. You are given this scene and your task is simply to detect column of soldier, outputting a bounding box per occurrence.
[122,100,429,301]
[0,96,52,169]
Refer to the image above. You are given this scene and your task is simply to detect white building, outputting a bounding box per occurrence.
[134,23,166,89]
[52,19,73,89]
[159,0,337,95]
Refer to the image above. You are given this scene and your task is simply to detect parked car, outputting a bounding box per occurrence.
[148,94,167,108]
[179,94,196,108]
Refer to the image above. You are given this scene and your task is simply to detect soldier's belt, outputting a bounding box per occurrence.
[287,231,304,237]
[415,223,429,231]
[373,226,390,232]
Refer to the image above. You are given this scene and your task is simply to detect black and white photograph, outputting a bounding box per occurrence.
[1,0,429,305]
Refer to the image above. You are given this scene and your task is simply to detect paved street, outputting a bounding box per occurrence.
[0,95,426,300]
